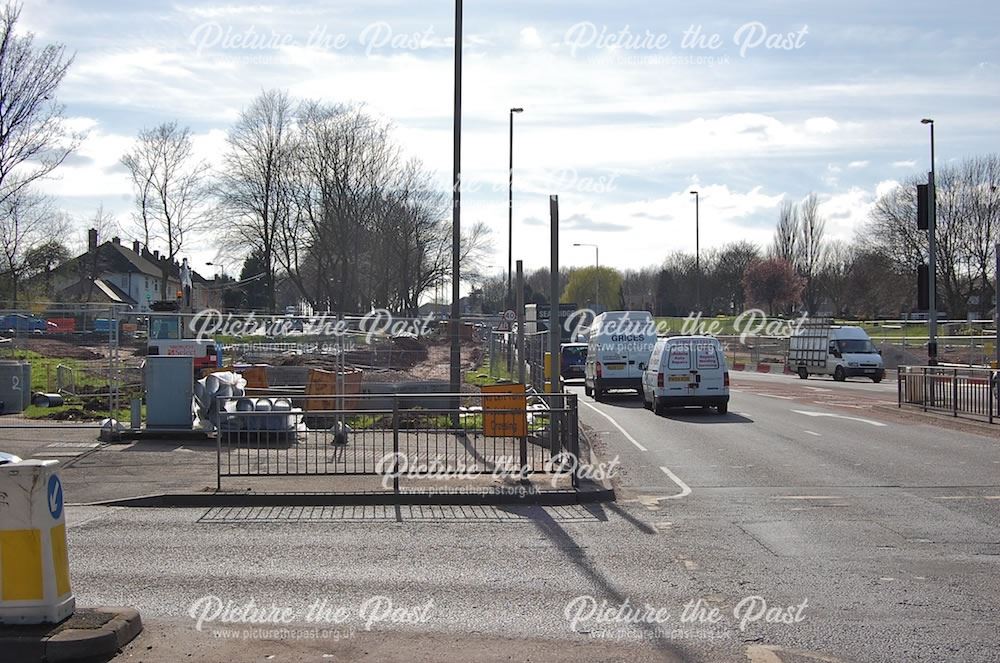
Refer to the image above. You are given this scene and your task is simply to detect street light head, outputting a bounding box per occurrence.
[690,190,698,195]
[511,107,524,113]
[921,118,934,124]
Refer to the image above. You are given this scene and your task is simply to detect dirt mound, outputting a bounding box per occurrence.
[21,338,104,360]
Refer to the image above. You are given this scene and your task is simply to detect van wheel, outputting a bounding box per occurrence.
[584,384,592,397]
[643,394,652,410]
[797,367,808,380]
[717,403,728,415]
[653,398,664,416]
[834,366,846,382]
[594,388,604,401]
[872,376,882,384]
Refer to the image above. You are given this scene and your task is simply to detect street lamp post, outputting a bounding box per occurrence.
[450,0,463,401]
[690,190,700,313]
[506,107,523,310]
[921,118,937,366]
[573,243,599,310]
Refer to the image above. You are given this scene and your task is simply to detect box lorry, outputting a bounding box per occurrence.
[788,319,884,382]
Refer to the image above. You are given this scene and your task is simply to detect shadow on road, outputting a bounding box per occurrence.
[659,409,753,424]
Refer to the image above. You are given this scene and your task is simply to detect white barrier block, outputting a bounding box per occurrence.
[0,459,75,624]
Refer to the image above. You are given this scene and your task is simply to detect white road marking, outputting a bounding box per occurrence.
[804,430,821,437]
[803,386,833,392]
[791,410,887,427]
[581,401,648,452]
[658,465,692,500]
[746,644,850,663]
[774,495,840,500]
[758,393,797,400]
[935,495,1000,500]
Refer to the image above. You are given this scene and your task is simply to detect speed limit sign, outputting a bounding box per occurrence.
[503,309,516,322]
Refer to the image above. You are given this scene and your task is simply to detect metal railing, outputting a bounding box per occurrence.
[214,392,580,490]
[897,365,997,423]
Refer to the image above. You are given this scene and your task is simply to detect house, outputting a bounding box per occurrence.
[47,229,220,312]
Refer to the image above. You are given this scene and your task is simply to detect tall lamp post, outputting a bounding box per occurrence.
[573,243,599,310]
[506,107,524,309]
[921,118,937,366]
[690,190,700,313]
[449,0,463,400]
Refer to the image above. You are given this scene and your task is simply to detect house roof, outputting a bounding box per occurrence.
[57,277,138,306]
[54,241,209,284]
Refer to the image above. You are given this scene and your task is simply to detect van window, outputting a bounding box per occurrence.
[695,343,720,369]
[667,342,690,370]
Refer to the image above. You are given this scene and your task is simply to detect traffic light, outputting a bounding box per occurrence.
[917,264,929,310]
[917,183,930,230]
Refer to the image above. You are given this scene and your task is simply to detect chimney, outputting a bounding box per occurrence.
[88,228,98,252]
[112,236,120,245]
[132,240,140,253]
[153,250,160,261]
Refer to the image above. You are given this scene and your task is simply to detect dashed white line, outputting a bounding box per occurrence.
[581,401,648,452]
[804,430,821,437]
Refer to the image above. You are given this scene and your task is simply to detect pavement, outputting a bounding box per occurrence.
[3,372,998,662]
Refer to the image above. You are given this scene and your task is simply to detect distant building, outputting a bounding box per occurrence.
[47,229,219,311]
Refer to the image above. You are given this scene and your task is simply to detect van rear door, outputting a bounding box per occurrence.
[693,341,725,397]
[663,339,693,396]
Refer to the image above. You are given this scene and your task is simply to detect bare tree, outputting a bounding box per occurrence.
[797,193,826,313]
[0,188,65,306]
[0,2,79,211]
[864,155,1000,317]
[771,200,798,263]
[218,90,296,312]
[121,121,214,299]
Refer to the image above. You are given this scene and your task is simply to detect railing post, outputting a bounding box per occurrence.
[392,394,400,495]
[922,367,928,412]
[569,393,580,490]
[953,368,958,417]
[214,396,222,492]
[897,368,902,408]
[991,371,996,424]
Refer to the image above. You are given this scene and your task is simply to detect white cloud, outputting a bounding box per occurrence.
[847,160,869,169]
[804,117,840,134]
[892,160,917,168]
[519,27,543,49]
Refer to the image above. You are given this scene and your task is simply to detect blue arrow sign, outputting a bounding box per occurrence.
[47,474,63,520]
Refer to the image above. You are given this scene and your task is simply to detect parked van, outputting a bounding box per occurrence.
[584,311,656,400]
[641,335,730,414]
[788,320,884,382]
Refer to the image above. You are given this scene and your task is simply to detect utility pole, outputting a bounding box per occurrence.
[691,190,700,312]
[921,118,937,366]
[549,195,561,454]
[516,259,525,385]
[449,0,463,408]
[506,107,523,309]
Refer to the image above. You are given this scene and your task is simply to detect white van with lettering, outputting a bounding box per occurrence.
[641,335,730,414]
[584,311,656,400]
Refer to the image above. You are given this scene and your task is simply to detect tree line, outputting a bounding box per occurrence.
[479,159,1000,320]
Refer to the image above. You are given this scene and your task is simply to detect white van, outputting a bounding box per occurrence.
[641,335,730,414]
[584,311,656,400]
[788,323,885,382]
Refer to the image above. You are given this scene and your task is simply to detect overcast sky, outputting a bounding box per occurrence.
[22,0,1000,276]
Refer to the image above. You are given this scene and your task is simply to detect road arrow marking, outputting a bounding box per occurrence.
[658,466,691,500]
[791,410,887,427]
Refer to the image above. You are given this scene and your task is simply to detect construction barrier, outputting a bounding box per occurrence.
[0,460,74,624]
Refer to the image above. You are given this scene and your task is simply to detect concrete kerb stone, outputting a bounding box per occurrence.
[0,607,142,663]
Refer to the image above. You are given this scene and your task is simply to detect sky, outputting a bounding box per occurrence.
[19,0,1000,279]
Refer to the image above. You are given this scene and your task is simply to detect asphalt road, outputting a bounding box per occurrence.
[52,374,1000,662]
